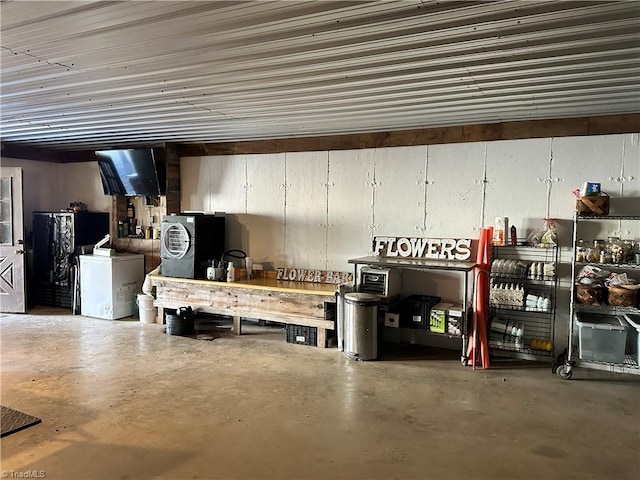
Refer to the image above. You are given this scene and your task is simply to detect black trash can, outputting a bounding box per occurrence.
[166,306,196,336]
[343,292,380,361]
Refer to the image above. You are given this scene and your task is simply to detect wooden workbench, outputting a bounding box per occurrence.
[150,273,338,347]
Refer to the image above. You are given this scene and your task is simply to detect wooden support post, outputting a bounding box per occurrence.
[232,316,242,335]
[156,306,164,324]
[164,143,181,215]
[317,328,327,349]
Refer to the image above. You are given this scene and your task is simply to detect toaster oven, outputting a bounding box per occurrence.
[358,266,401,297]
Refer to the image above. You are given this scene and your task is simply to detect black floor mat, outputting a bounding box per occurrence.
[1,405,42,438]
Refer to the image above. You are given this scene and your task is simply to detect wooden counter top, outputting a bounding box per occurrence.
[150,273,340,296]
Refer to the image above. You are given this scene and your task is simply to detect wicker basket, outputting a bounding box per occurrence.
[576,284,605,305]
[607,286,638,307]
[576,195,610,216]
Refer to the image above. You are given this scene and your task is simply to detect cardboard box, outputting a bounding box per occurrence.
[430,302,453,334]
[493,217,509,246]
[447,304,463,336]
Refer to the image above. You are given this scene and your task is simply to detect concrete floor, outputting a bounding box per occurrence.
[1,307,639,480]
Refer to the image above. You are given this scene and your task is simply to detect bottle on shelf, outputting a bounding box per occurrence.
[593,239,606,258]
[226,261,235,282]
[127,198,135,219]
[576,239,587,262]
[622,240,635,264]
[126,198,136,236]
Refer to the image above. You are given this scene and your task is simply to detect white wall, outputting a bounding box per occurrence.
[182,134,640,269]
[0,157,111,238]
[59,162,110,214]
[181,133,640,350]
[1,157,59,235]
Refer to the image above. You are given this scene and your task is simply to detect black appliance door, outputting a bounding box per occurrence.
[32,213,53,282]
[52,213,74,286]
[161,220,195,278]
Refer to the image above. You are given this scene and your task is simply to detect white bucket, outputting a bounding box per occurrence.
[137,294,157,324]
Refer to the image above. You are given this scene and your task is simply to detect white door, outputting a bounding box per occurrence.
[0,167,26,313]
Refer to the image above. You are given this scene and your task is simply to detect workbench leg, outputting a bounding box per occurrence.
[232,316,242,335]
[317,328,327,348]
[156,306,164,325]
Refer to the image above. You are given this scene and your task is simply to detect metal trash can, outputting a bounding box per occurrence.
[344,292,380,361]
[336,283,355,352]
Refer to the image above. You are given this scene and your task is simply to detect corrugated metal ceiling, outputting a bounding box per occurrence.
[1,0,639,151]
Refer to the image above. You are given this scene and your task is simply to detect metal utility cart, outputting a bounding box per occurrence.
[557,214,640,379]
[489,245,558,365]
[348,255,476,364]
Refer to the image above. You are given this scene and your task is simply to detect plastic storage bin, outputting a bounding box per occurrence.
[576,313,627,363]
[623,314,640,359]
[285,324,318,346]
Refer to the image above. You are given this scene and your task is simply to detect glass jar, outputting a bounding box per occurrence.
[622,240,635,264]
[606,236,623,264]
[593,239,606,252]
[593,239,607,263]
[576,239,587,262]
[585,247,599,263]
[599,249,612,264]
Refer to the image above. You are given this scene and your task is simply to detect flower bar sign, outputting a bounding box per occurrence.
[276,268,353,284]
[373,236,472,261]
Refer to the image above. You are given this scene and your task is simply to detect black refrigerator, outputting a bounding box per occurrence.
[31,211,109,308]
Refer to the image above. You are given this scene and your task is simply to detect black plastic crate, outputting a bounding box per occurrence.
[399,294,441,329]
[285,324,318,346]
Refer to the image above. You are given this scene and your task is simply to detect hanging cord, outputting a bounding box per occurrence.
[220,249,247,267]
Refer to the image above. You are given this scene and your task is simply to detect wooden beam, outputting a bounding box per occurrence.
[0,143,97,162]
[3,113,638,162]
[164,143,181,214]
[176,113,640,156]
[1,143,62,162]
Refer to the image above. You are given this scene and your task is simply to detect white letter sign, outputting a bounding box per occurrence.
[372,236,472,261]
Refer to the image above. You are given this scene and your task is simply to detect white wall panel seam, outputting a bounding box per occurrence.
[283,153,288,258]
[422,146,429,234]
[546,139,554,220]
[480,143,488,228]
[324,151,330,271]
